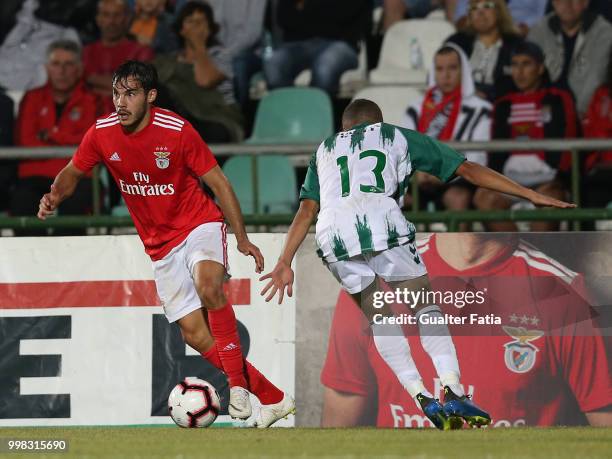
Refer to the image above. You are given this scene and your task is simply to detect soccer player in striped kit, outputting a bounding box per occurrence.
[260,98,574,429]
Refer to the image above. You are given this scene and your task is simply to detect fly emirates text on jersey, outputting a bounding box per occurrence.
[119,172,176,196]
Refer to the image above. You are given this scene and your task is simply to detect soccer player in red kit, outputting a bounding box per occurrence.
[321,233,612,428]
[37,60,295,428]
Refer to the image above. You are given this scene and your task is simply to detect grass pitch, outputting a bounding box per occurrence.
[0,426,610,459]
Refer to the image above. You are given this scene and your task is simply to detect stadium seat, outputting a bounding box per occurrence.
[248,87,334,144]
[222,155,297,214]
[369,19,455,85]
[352,86,423,126]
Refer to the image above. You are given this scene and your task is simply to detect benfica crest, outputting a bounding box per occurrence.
[154,150,171,169]
[502,326,544,374]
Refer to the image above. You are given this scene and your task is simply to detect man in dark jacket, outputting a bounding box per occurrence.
[474,41,578,231]
[263,0,370,95]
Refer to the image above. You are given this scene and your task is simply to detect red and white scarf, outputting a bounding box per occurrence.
[417,87,462,141]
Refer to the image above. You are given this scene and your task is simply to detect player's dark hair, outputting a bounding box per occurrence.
[174,1,220,49]
[112,60,158,93]
[342,99,384,129]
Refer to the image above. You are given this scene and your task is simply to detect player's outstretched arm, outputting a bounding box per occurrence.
[37,161,85,220]
[259,199,319,304]
[201,165,264,273]
[455,161,576,208]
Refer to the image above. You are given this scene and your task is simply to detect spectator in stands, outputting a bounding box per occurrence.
[474,41,577,231]
[10,40,99,234]
[84,0,154,112]
[0,89,15,214]
[446,0,523,102]
[209,0,267,110]
[582,49,612,209]
[0,0,81,92]
[528,0,612,116]
[454,0,548,36]
[130,0,178,53]
[153,1,244,142]
[401,43,491,230]
[33,0,99,45]
[263,0,370,96]
[383,0,456,31]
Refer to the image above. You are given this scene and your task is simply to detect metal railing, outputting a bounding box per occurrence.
[1,138,611,231]
[1,208,610,233]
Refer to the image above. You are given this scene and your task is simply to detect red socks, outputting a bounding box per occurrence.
[202,345,284,405]
[244,360,284,405]
[207,302,248,388]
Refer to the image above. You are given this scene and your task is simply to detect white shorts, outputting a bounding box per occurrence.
[152,222,230,323]
[326,243,427,294]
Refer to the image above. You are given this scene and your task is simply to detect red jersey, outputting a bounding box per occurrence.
[72,107,223,260]
[582,85,612,171]
[16,81,99,178]
[492,88,577,173]
[321,234,612,427]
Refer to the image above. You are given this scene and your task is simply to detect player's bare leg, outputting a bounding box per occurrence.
[389,275,491,428]
[192,260,252,419]
[177,308,293,426]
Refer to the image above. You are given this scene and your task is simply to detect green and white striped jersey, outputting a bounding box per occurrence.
[299,122,465,263]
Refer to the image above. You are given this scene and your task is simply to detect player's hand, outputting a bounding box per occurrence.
[37,184,61,220]
[529,192,576,209]
[259,261,294,304]
[237,238,264,273]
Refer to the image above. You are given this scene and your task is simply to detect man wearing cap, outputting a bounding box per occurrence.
[474,41,578,231]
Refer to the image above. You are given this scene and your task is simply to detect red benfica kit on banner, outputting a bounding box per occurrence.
[72,108,223,260]
[321,234,612,427]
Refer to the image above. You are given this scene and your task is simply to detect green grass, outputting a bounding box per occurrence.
[0,427,610,459]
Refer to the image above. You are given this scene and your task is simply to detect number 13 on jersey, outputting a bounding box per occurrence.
[336,149,387,197]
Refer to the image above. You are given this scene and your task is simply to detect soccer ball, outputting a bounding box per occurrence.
[168,377,221,428]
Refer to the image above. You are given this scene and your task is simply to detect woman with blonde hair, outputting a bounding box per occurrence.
[446,0,524,101]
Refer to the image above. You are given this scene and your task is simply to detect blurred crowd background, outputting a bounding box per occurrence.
[1,0,611,233]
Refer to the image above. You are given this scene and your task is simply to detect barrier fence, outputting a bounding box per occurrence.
[1,139,612,231]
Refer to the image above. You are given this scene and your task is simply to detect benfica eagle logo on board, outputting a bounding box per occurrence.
[502,326,544,374]
[154,149,171,169]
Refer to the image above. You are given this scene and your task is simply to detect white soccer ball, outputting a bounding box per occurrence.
[168,377,221,428]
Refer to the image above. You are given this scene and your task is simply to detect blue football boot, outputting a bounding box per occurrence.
[442,386,491,428]
[416,393,463,430]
